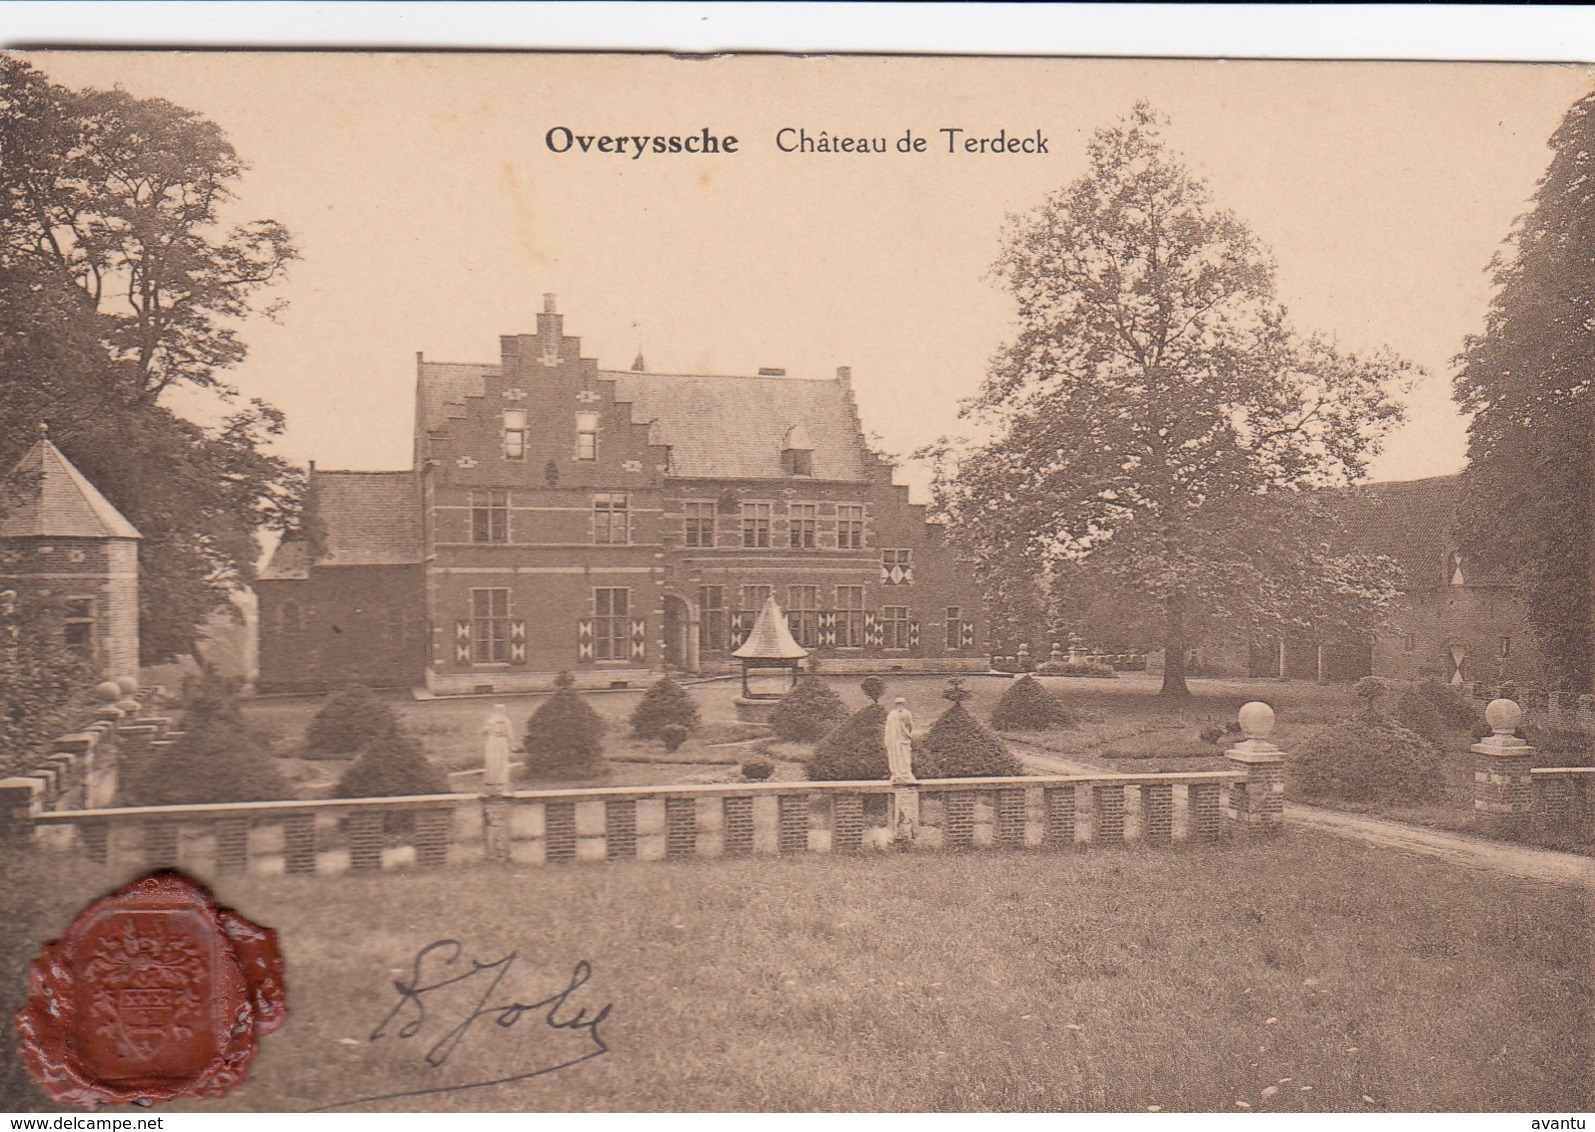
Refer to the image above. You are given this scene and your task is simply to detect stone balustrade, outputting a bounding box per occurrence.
[15,768,1263,877]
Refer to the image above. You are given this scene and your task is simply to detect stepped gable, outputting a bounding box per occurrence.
[604,369,870,481]
[1,438,141,540]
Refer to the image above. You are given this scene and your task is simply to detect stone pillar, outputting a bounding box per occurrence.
[483,797,511,862]
[0,777,42,844]
[1473,698,1535,839]
[891,785,920,848]
[1224,701,1286,834]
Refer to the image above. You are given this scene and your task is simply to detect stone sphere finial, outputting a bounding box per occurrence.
[115,675,139,696]
[1485,697,1521,736]
[93,680,122,703]
[1238,701,1275,740]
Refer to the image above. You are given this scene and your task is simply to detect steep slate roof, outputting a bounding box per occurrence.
[604,370,869,481]
[0,439,141,540]
[258,470,421,578]
[1333,475,1508,592]
[313,471,423,565]
[733,595,810,659]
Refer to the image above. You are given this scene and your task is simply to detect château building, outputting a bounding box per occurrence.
[256,296,987,694]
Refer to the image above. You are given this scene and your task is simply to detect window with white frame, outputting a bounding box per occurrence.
[471,588,510,663]
[471,490,509,544]
[594,588,629,660]
[837,504,864,549]
[576,412,599,461]
[502,409,528,460]
[741,502,772,548]
[593,493,630,544]
[684,501,716,548]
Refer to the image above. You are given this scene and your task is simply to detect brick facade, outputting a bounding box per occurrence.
[257,297,987,694]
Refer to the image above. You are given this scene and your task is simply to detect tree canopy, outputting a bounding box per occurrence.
[1454,91,1594,692]
[0,57,301,663]
[926,104,1412,695]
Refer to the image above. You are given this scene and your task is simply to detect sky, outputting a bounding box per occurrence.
[16,50,1595,501]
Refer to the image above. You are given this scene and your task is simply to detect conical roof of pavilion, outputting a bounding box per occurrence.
[732,594,810,660]
[1,437,141,540]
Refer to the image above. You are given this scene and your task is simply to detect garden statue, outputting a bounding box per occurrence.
[885,697,916,784]
[482,703,513,794]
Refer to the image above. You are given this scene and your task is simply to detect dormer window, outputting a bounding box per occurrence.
[502,409,527,460]
[576,412,599,461]
[782,424,815,477]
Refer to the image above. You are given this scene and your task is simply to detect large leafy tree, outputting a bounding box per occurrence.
[927,104,1412,695]
[0,57,301,663]
[1454,91,1594,692]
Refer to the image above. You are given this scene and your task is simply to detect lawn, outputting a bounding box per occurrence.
[3,829,1588,1113]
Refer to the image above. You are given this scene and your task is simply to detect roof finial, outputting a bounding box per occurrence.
[37,422,48,439]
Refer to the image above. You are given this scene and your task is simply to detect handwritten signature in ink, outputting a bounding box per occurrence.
[315,938,612,1109]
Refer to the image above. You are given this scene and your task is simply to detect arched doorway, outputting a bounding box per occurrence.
[662,593,699,672]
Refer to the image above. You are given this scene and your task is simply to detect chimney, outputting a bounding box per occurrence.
[836,366,851,382]
[543,293,557,314]
[758,367,787,377]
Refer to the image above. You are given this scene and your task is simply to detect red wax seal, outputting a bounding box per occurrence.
[15,870,286,1108]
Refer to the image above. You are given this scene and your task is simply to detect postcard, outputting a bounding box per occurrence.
[1,49,1590,1115]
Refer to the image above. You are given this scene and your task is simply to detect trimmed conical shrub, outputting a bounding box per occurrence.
[629,676,701,739]
[990,674,1074,731]
[524,673,605,777]
[806,703,889,781]
[122,681,290,806]
[769,676,848,742]
[307,685,400,755]
[918,702,1023,779]
[334,732,449,798]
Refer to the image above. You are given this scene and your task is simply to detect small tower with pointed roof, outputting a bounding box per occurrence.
[0,426,141,680]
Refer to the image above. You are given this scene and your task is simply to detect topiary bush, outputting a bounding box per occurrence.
[1033,660,1116,678]
[1414,679,1481,732]
[990,674,1073,731]
[741,758,774,782]
[806,703,889,781]
[660,724,689,753]
[918,698,1024,779]
[860,676,887,705]
[1290,715,1445,805]
[629,676,701,739]
[1198,724,1225,745]
[523,672,604,778]
[769,676,848,741]
[121,679,290,806]
[306,685,400,755]
[334,732,449,798]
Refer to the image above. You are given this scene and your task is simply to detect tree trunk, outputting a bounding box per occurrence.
[1160,595,1190,697]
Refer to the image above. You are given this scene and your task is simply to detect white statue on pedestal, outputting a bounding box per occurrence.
[885,697,916,784]
[482,703,513,794]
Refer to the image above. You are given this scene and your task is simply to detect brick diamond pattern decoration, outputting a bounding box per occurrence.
[455,455,477,469]
[454,620,472,663]
[577,618,594,661]
[629,618,647,660]
[575,389,602,403]
[503,386,527,400]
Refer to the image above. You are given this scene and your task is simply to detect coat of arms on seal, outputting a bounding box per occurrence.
[14,870,286,1108]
